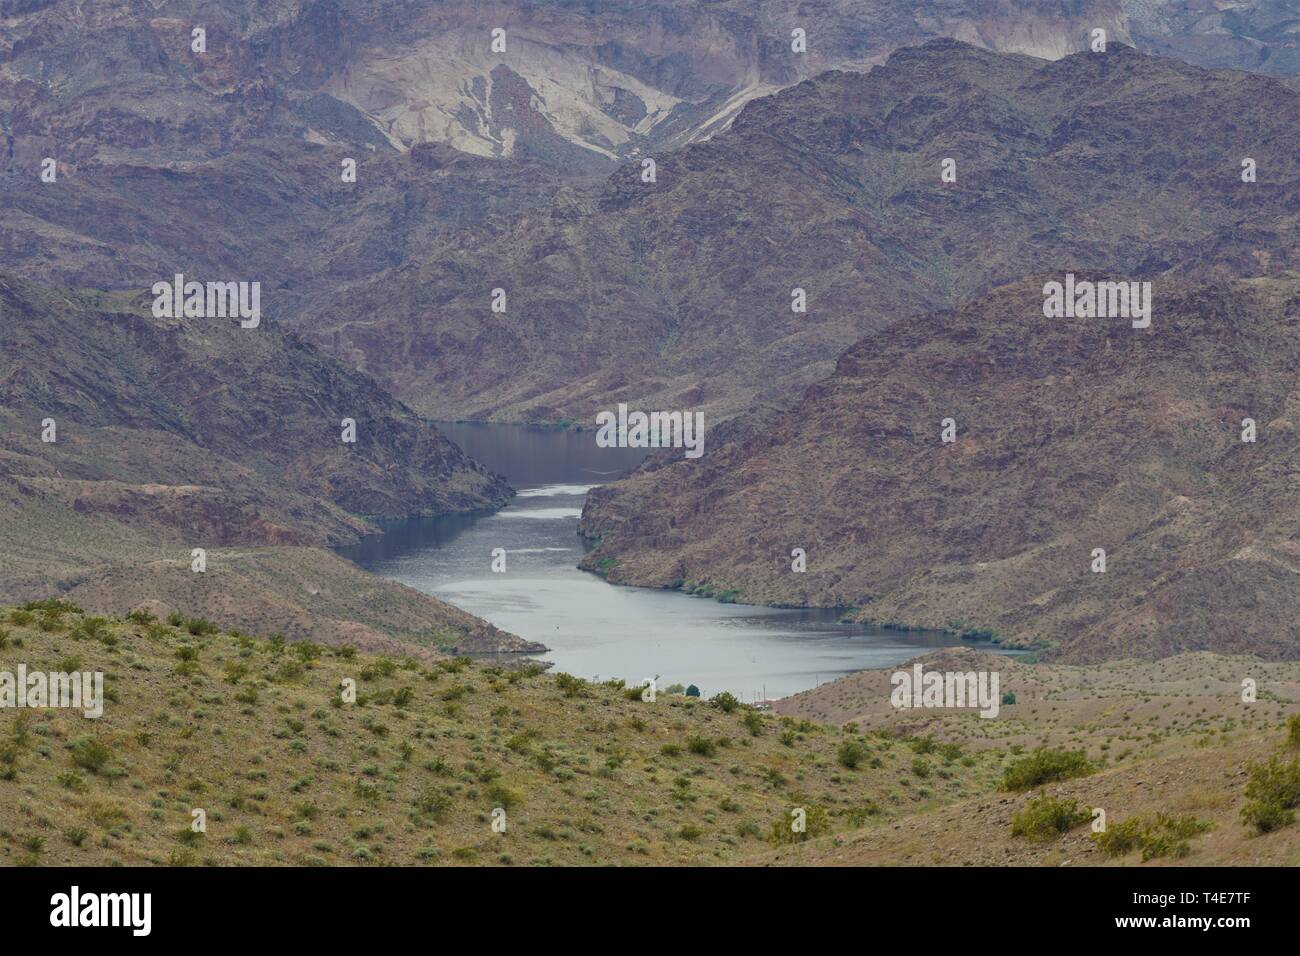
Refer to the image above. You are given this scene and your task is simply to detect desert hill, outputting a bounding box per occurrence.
[580,274,1300,662]
[758,646,1300,865]
[0,274,531,652]
[3,609,1297,867]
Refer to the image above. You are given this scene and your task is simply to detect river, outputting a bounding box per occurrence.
[337,422,1014,701]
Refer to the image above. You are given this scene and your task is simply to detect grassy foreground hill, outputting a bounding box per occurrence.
[4,607,1300,867]
[762,647,1300,866]
[0,605,996,866]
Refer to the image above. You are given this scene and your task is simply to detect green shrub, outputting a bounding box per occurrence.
[70,738,112,774]
[1094,813,1211,860]
[910,735,936,754]
[845,801,881,826]
[23,598,81,615]
[1241,800,1293,834]
[554,673,586,698]
[768,804,830,844]
[74,616,110,641]
[415,789,451,819]
[938,742,964,762]
[1010,794,1091,841]
[275,660,305,683]
[711,691,740,713]
[1002,748,1093,791]
[223,661,250,684]
[837,740,868,769]
[686,735,716,757]
[1240,755,1300,834]
[0,740,18,780]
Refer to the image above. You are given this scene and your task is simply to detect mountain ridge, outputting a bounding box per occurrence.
[0,273,535,653]
[301,39,1300,422]
[579,273,1300,663]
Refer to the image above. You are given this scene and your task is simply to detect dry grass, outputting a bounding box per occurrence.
[0,605,1002,867]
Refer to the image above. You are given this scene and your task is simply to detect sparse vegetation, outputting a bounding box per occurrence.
[1002,748,1093,791]
[1093,813,1212,860]
[2,605,1294,868]
[1240,755,1300,834]
[0,606,1010,867]
[1010,794,1091,841]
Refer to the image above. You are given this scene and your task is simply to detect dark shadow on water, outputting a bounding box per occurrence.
[437,421,654,487]
[337,511,495,568]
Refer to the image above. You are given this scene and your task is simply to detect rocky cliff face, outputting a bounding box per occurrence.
[305,40,1300,422]
[0,275,510,536]
[0,136,577,321]
[3,2,1298,664]
[579,274,1300,663]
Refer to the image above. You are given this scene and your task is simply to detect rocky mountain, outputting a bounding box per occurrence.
[0,136,580,322]
[3,4,1299,663]
[5,7,1300,425]
[0,274,509,528]
[3,2,1297,311]
[4,1,1296,175]
[0,274,533,652]
[579,274,1300,663]
[305,39,1300,422]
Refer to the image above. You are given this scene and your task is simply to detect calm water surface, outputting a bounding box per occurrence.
[338,422,1015,700]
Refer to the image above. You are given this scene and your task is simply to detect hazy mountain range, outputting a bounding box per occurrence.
[5,0,1298,174]
[306,39,1300,422]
